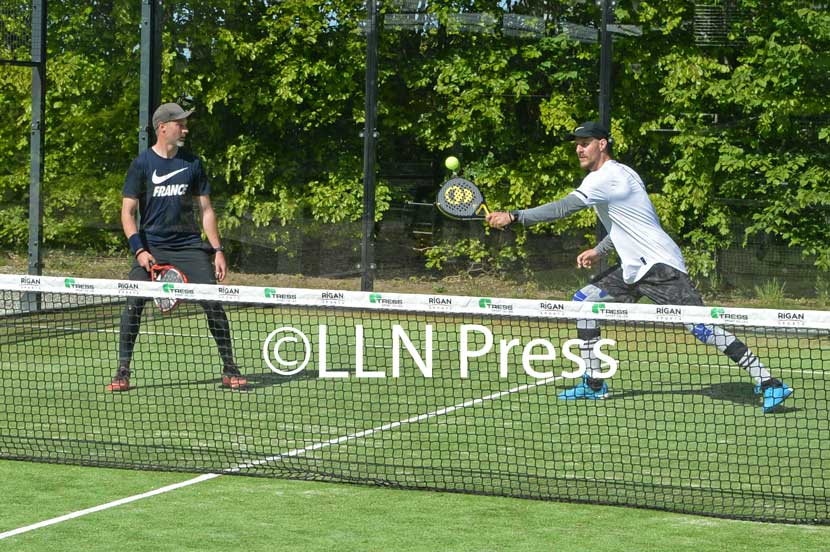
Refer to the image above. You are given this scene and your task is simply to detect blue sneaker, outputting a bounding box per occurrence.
[558,378,609,400]
[762,383,792,413]
[753,383,762,396]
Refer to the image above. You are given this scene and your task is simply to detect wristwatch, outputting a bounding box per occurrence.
[509,211,520,225]
[213,245,224,253]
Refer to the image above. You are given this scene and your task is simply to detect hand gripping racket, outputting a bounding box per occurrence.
[435,177,490,220]
[151,264,188,313]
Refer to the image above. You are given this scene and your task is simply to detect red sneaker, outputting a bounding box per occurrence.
[106,377,131,392]
[222,374,247,389]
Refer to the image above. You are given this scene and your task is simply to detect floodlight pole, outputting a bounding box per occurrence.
[139,0,162,153]
[27,0,46,281]
[360,0,380,291]
[599,0,613,131]
[595,0,614,274]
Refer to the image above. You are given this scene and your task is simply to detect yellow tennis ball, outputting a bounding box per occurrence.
[444,156,460,171]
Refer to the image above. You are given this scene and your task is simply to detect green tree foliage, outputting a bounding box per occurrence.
[0,0,138,250]
[653,0,830,273]
[0,0,827,275]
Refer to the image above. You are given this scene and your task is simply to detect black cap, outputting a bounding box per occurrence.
[152,102,194,129]
[567,121,610,140]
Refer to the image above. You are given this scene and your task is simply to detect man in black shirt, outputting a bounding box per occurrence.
[107,102,246,392]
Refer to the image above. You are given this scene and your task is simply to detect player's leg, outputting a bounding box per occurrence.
[108,263,151,392]
[638,263,792,413]
[559,266,637,400]
[177,244,247,389]
[200,301,246,388]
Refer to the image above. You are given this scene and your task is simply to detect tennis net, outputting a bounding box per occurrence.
[1,274,829,524]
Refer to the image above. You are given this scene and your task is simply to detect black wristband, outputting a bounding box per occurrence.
[213,245,224,253]
[128,233,144,255]
[509,211,520,225]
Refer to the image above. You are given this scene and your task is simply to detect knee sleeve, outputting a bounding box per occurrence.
[690,323,714,344]
[723,339,749,363]
[577,326,601,341]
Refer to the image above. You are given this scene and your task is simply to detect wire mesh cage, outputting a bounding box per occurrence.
[693,0,748,47]
[0,0,32,64]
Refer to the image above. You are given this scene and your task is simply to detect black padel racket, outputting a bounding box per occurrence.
[435,177,490,220]
[151,264,188,313]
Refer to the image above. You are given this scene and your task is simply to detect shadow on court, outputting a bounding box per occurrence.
[599,381,799,413]
[116,370,319,392]
[234,370,320,390]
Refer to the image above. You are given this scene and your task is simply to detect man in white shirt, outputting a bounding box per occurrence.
[486,121,792,413]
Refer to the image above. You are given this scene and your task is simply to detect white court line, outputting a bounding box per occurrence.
[0,374,564,540]
[0,474,220,540]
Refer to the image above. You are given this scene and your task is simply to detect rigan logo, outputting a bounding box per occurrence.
[118,282,140,295]
[20,276,41,288]
[426,296,452,311]
[64,278,94,291]
[777,311,806,326]
[218,286,240,296]
[711,307,749,321]
[322,291,345,303]
[778,312,805,320]
[656,306,682,320]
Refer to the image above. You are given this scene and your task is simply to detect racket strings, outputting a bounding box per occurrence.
[437,178,486,218]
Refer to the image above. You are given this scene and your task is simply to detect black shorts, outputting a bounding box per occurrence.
[128,242,217,284]
[588,263,703,306]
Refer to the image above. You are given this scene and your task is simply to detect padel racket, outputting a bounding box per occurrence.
[151,264,188,313]
[435,177,490,220]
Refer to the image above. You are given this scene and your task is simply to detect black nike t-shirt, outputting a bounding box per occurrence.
[122,148,210,249]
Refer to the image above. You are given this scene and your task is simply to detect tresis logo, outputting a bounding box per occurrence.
[591,303,628,317]
[368,293,404,306]
[264,288,297,301]
[710,307,749,322]
[478,298,513,312]
[161,283,193,297]
[63,278,94,291]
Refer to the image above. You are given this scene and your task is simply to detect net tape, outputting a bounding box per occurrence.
[3,275,828,329]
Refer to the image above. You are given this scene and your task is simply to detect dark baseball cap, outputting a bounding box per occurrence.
[567,121,610,140]
[152,102,194,129]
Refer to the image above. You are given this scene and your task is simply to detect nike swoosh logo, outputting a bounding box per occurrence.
[151,168,188,185]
